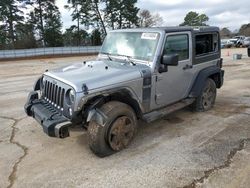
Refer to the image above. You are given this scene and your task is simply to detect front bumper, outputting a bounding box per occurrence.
[24,91,71,138]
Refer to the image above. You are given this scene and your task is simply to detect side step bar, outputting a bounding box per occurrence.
[142,98,195,123]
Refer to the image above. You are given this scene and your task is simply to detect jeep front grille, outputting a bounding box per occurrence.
[44,80,65,110]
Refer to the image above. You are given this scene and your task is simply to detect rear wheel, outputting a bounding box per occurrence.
[191,78,217,112]
[87,101,137,157]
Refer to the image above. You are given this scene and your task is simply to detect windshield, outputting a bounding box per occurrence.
[100,32,160,62]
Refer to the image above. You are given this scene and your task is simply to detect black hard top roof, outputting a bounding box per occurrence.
[159,26,219,33]
[116,26,219,33]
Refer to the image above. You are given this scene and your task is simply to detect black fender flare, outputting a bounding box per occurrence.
[34,76,43,91]
[24,91,39,116]
[189,66,224,97]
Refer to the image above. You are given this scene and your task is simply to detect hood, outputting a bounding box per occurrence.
[44,60,150,92]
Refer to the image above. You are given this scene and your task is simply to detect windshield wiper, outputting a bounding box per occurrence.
[112,54,136,66]
[101,52,112,61]
[124,55,136,66]
[101,53,136,66]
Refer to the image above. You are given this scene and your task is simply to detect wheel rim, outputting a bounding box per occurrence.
[202,81,215,110]
[108,116,135,151]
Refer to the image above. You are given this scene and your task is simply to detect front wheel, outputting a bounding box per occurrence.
[87,101,137,157]
[191,78,217,112]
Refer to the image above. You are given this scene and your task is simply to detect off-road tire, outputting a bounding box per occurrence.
[87,101,137,157]
[191,78,217,112]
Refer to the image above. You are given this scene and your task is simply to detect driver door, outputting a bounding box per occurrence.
[155,32,193,107]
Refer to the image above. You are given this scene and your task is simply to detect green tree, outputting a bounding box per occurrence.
[180,11,209,26]
[220,28,232,39]
[103,0,118,30]
[0,25,8,49]
[65,0,91,42]
[139,9,164,27]
[103,0,139,29]
[92,0,107,34]
[63,26,89,46]
[239,23,250,36]
[15,22,37,49]
[0,0,25,48]
[27,0,57,46]
[43,3,63,47]
[91,29,102,45]
[121,0,139,28]
[65,0,106,45]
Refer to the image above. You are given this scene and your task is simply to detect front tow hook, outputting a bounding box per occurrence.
[54,122,71,138]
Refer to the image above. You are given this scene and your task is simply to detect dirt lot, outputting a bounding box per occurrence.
[0,48,250,188]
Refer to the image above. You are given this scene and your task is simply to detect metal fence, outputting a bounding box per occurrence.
[0,46,101,59]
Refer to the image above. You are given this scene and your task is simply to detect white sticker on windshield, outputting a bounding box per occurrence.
[141,33,158,40]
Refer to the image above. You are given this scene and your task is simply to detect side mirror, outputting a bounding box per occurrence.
[162,54,179,66]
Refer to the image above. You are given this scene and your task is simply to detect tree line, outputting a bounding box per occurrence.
[220,24,250,39]
[1,1,249,50]
[0,0,163,50]
[179,11,250,39]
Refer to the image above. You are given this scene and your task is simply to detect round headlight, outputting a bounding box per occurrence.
[69,89,75,104]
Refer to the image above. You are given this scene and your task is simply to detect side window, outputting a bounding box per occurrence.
[163,34,189,61]
[195,33,218,56]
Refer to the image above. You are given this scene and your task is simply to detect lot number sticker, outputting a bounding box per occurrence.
[141,33,158,40]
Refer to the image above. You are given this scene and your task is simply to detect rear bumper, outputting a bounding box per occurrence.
[24,91,71,138]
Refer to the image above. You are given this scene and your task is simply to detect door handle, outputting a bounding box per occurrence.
[183,64,193,70]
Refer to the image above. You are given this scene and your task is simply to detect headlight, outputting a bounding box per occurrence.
[66,89,75,105]
[69,89,75,103]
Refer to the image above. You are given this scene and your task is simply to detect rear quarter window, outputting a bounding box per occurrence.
[194,32,220,64]
[195,33,218,56]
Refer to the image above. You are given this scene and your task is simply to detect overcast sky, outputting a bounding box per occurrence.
[56,0,250,31]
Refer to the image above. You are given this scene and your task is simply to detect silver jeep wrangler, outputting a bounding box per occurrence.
[25,27,224,157]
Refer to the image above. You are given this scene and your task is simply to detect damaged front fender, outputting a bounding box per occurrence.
[86,108,108,126]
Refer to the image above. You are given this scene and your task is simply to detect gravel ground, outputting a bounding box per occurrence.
[0,48,250,188]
